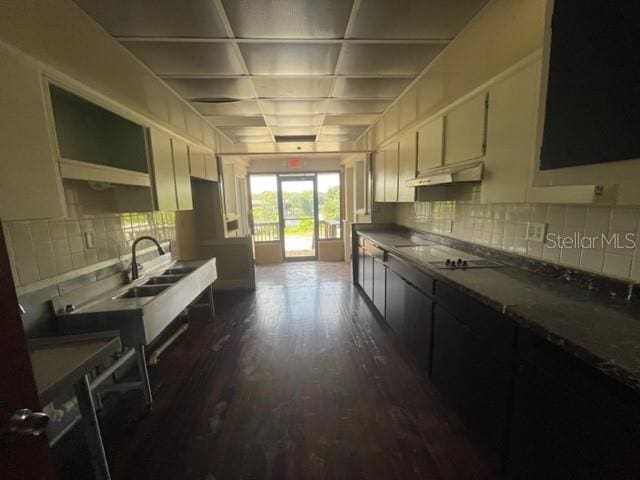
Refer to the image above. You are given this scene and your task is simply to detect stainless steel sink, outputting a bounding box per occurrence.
[114,285,168,299]
[142,275,185,286]
[161,267,196,275]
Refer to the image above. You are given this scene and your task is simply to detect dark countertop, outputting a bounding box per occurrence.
[354,225,640,394]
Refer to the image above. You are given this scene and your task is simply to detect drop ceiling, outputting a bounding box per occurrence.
[74,0,489,147]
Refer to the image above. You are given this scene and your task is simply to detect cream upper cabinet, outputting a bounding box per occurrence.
[384,144,399,203]
[444,92,488,165]
[222,161,238,218]
[204,153,219,182]
[483,59,542,203]
[373,151,386,203]
[171,138,193,210]
[0,44,65,220]
[417,116,445,172]
[148,128,178,211]
[398,131,417,202]
[188,146,206,179]
[354,159,366,211]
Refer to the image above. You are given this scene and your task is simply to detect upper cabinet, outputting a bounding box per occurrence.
[384,144,399,203]
[148,128,178,211]
[444,92,488,165]
[204,153,218,182]
[354,158,367,212]
[374,151,386,203]
[221,161,238,220]
[539,1,640,171]
[417,116,445,172]
[398,131,417,202]
[188,146,218,182]
[171,138,193,211]
[0,43,65,221]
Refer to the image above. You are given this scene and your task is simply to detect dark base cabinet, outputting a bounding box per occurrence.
[431,305,512,471]
[507,330,640,479]
[372,257,386,317]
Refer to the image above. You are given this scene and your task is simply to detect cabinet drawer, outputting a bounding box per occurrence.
[388,254,434,297]
[435,281,515,363]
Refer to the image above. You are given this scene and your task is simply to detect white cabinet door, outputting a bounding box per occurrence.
[384,144,399,203]
[171,138,193,210]
[398,131,417,202]
[204,153,219,181]
[148,128,177,211]
[222,161,237,218]
[188,146,206,179]
[373,151,386,203]
[0,44,65,220]
[354,159,366,211]
[444,92,488,165]
[483,60,542,203]
[417,116,444,172]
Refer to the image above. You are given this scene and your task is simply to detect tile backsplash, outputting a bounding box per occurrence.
[3,185,176,288]
[391,199,640,283]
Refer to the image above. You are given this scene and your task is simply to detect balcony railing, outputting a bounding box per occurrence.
[253,220,342,242]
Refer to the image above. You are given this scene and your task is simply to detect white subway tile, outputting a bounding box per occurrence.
[585,207,611,233]
[580,249,605,273]
[603,253,632,279]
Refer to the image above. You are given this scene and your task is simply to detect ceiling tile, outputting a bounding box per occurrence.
[192,99,262,115]
[164,78,255,99]
[337,43,444,75]
[317,134,357,143]
[240,44,340,75]
[233,135,274,143]
[324,99,391,113]
[350,0,489,39]
[260,100,327,115]
[332,78,412,98]
[205,116,266,126]
[324,114,378,125]
[74,0,229,37]
[219,126,271,137]
[320,125,369,136]
[271,127,319,136]
[220,0,353,38]
[123,42,243,75]
[265,115,324,127]
[253,77,333,98]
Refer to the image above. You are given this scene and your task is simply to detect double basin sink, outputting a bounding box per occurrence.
[57,259,218,348]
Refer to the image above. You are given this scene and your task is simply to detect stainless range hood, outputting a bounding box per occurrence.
[406,161,483,187]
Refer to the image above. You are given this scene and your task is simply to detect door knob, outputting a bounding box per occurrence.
[2,409,49,437]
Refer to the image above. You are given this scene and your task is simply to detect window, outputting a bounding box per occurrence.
[317,172,342,239]
[249,175,279,242]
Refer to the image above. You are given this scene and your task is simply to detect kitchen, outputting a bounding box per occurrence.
[1,0,639,479]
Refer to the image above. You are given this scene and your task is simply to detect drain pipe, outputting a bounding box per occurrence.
[148,322,189,366]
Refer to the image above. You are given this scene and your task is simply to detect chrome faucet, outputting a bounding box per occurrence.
[130,236,165,281]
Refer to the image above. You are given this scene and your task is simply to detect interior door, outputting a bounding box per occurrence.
[0,222,55,480]
[278,175,317,260]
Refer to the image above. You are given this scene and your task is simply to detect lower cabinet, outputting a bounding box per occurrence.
[431,304,513,471]
[356,245,365,290]
[372,257,387,316]
[362,249,373,300]
[385,268,406,335]
[507,329,640,479]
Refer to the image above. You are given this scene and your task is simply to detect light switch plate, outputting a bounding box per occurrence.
[83,231,96,249]
[526,222,547,243]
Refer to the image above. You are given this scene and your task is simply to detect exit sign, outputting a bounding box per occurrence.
[288,158,302,168]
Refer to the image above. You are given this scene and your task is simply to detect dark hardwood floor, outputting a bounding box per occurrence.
[55,261,490,480]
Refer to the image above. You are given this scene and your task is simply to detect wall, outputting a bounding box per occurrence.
[392,193,640,282]
[248,157,342,174]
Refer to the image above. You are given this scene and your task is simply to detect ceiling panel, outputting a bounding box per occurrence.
[332,78,412,98]
[74,0,229,37]
[271,127,319,136]
[219,126,271,137]
[260,100,327,115]
[324,99,392,113]
[324,114,379,125]
[205,116,266,126]
[164,78,255,99]
[123,42,244,75]
[266,115,324,127]
[220,0,353,38]
[317,134,357,142]
[233,135,274,143]
[240,44,340,75]
[320,125,369,136]
[337,43,444,75]
[253,77,333,98]
[192,99,262,115]
[350,0,489,39]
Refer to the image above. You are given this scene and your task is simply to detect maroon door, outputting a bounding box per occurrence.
[0,221,55,479]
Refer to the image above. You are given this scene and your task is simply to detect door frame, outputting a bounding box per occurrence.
[277,174,319,261]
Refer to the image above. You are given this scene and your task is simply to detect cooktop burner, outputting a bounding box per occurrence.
[428,258,504,269]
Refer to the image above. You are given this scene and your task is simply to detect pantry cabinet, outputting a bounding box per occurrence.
[444,92,488,165]
[0,44,65,220]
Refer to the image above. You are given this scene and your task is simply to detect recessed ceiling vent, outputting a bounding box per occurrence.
[275,135,316,143]
[190,97,240,104]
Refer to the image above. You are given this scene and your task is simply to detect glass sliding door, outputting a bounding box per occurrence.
[278,175,317,260]
[317,172,342,239]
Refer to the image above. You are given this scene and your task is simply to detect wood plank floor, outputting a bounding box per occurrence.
[56,261,491,480]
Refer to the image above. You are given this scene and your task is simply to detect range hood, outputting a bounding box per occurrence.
[406,161,483,187]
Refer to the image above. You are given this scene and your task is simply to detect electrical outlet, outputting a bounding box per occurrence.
[83,231,96,249]
[526,222,547,243]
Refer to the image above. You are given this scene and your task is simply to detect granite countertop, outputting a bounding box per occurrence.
[355,226,640,394]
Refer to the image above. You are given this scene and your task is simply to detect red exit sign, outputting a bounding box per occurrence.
[287,157,302,169]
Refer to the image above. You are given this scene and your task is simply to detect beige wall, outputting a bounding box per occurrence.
[318,240,345,262]
[249,157,343,174]
[255,243,284,265]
